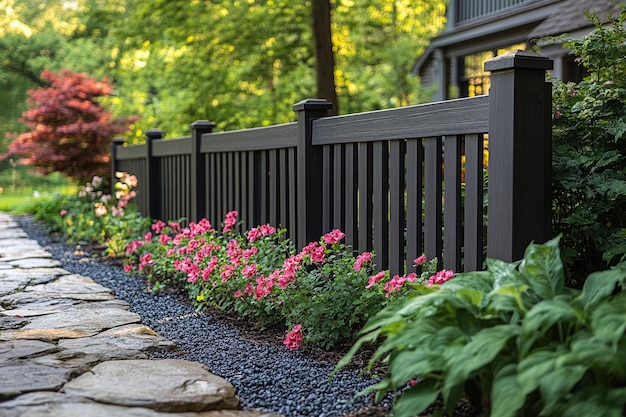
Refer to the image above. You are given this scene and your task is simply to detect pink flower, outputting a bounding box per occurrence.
[383,274,407,297]
[223,211,238,233]
[354,252,373,272]
[301,241,319,255]
[260,224,276,236]
[220,265,236,282]
[126,239,144,255]
[242,264,258,278]
[59,209,68,216]
[234,290,244,298]
[143,231,152,243]
[158,234,171,245]
[242,247,258,259]
[284,324,303,351]
[310,246,325,263]
[554,110,562,119]
[365,270,386,289]
[247,227,261,242]
[94,203,107,217]
[323,229,345,245]
[414,255,427,266]
[426,269,455,286]
[244,283,254,296]
[151,220,167,234]
[123,264,133,273]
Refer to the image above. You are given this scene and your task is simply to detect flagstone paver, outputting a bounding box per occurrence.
[0,212,283,417]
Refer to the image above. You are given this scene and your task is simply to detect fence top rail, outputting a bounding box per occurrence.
[200,122,298,153]
[312,95,489,145]
[153,137,192,157]
[115,143,146,160]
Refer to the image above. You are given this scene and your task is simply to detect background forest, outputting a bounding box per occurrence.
[0,0,447,162]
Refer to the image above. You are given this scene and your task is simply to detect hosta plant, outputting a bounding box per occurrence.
[337,237,626,417]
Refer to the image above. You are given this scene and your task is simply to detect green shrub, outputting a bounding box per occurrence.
[26,172,149,256]
[551,7,626,284]
[126,212,449,350]
[337,237,626,416]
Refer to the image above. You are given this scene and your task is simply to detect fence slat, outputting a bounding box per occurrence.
[406,138,423,273]
[373,141,389,270]
[389,140,406,277]
[443,136,462,271]
[322,145,332,233]
[464,134,484,271]
[279,148,288,231]
[344,143,358,248]
[424,137,443,263]
[333,144,344,231]
[269,149,277,227]
[358,142,373,253]
[288,148,297,243]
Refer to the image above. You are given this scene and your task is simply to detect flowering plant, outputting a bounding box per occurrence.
[30,172,149,256]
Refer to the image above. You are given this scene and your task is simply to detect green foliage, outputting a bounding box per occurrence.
[125,213,450,350]
[1,70,137,184]
[337,237,626,416]
[25,172,150,256]
[551,7,626,284]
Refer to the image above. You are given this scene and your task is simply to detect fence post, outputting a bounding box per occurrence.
[145,128,164,221]
[485,50,553,262]
[292,99,333,249]
[190,120,216,223]
[110,137,125,195]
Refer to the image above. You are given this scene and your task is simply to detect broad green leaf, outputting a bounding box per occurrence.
[389,349,444,387]
[570,333,623,368]
[490,364,526,417]
[486,257,520,289]
[443,325,519,395]
[518,298,580,355]
[489,284,530,315]
[443,270,495,294]
[391,379,440,417]
[562,390,626,417]
[539,364,588,415]
[580,269,626,310]
[518,237,564,300]
[516,350,559,396]
[590,293,626,345]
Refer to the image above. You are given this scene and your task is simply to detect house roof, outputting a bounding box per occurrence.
[413,0,624,76]
[529,0,624,39]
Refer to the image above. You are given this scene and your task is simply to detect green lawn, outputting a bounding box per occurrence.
[0,186,76,213]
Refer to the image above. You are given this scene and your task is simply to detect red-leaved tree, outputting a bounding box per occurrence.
[1,69,137,183]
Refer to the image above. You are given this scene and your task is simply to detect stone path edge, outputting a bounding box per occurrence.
[0,212,282,417]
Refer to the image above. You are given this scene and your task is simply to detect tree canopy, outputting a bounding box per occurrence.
[1,69,136,183]
[0,0,447,145]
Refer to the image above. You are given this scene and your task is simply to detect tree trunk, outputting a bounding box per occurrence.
[311,0,339,116]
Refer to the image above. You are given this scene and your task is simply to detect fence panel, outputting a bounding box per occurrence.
[111,51,553,272]
[200,123,298,239]
[313,96,488,275]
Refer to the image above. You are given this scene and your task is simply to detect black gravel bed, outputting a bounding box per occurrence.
[16,216,389,417]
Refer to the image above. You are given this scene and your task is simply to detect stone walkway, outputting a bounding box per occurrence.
[0,212,281,417]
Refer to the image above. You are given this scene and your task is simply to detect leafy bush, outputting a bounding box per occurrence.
[337,237,626,417]
[26,172,150,256]
[126,211,451,350]
[551,8,626,284]
[1,70,137,184]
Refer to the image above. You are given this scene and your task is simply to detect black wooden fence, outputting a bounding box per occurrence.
[111,50,553,276]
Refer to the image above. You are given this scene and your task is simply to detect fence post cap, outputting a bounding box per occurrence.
[112,137,125,145]
[484,50,553,72]
[292,98,333,112]
[145,128,165,139]
[190,120,216,130]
